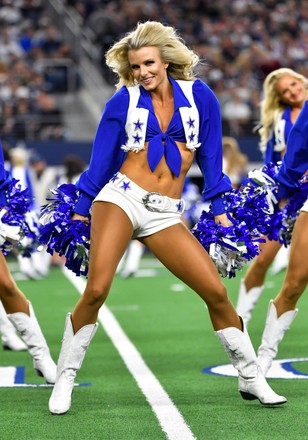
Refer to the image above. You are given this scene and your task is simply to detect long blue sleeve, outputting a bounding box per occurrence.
[74,88,129,216]
[193,80,232,215]
[276,101,308,199]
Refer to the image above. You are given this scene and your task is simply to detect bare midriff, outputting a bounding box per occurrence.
[120,140,194,199]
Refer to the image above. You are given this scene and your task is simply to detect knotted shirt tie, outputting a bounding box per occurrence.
[147,133,182,177]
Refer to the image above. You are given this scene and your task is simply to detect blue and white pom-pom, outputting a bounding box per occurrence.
[39,183,91,277]
[15,210,42,257]
[192,162,280,278]
[267,174,308,246]
[0,178,33,255]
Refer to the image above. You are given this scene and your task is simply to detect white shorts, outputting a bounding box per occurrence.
[93,172,185,239]
[300,198,308,212]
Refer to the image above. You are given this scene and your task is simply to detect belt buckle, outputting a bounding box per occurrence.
[142,192,163,212]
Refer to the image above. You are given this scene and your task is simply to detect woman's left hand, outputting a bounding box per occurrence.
[278,198,289,210]
[214,213,229,227]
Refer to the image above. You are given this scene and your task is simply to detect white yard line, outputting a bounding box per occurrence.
[62,267,196,440]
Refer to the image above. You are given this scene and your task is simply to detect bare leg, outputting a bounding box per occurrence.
[0,252,29,315]
[0,253,28,350]
[274,212,308,316]
[141,222,241,330]
[50,218,286,413]
[72,202,134,332]
[257,213,308,375]
[142,223,286,405]
[244,237,281,291]
[0,252,56,382]
[49,201,134,413]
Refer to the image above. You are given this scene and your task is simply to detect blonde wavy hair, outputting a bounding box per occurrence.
[258,67,308,151]
[105,21,200,89]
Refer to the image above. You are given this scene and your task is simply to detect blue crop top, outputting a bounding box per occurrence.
[75,77,232,216]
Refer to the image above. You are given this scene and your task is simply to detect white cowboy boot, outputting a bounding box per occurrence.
[8,302,57,383]
[49,313,98,415]
[271,246,290,275]
[257,300,298,376]
[17,254,42,280]
[216,321,287,406]
[236,279,264,326]
[0,301,27,351]
[120,241,145,278]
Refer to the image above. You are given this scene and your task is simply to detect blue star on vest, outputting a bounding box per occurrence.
[189,132,195,142]
[121,181,131,191]
[134,119,143,130]
[187,118,195,128]
[133,133,142,144]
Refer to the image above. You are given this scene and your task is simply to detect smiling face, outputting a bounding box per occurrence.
[275,75,307,108]
[128,46,169,92]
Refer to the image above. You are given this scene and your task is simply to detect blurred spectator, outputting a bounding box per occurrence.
[38,24,63,56]
[8,145,52,279]
[0,24,24,63]
[222,86,252,136]
[0,0,22,25]
[34,90,66,140]
[19,0,44,22]
[57,154,86,185]
[29,150,58,207]
[9,145,35,206]
[0,101,16,145]
[0,1,77,142]
[222,136,249,189]
[18,20,39,53]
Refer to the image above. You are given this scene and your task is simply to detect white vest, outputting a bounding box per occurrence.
[121,80,201,153]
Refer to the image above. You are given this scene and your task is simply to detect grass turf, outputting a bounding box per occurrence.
[1,256,308,440]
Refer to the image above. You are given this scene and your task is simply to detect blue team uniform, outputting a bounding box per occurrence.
[74,77,232,217]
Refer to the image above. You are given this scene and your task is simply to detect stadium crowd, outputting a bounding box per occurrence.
[0,0,79,147]
[1,0,307,146]
[68,0,308,136]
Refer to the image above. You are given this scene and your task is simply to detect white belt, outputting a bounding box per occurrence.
[142,192,185,214]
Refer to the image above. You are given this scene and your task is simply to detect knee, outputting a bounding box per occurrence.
[0,277,18,298]
[251,254,272,273]
[206,283,228,308]
[283,276,308,302]
[83,284,110,308]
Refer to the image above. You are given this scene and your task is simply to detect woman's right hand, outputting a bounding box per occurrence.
[278,198,288,210]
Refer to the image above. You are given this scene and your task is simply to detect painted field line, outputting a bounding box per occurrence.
[62,267,196,440]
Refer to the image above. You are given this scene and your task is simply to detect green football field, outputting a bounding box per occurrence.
[1,254,308,440]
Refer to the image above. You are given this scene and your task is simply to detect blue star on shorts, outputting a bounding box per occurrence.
[110,173,119,183]
[121,181,131,191]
